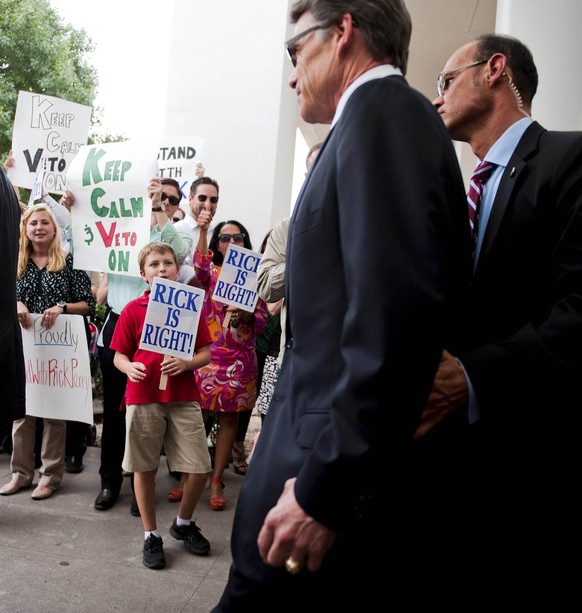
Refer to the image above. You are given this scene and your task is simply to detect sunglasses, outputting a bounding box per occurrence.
[218,233,245,243]
[161,193,181,206]
[172,216,182,223]
[196,194,219,204]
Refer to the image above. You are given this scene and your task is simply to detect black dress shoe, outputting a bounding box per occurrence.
[94,488,117,511]
[65,456,83,474]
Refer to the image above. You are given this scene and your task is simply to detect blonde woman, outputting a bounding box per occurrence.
[0,204,95,500]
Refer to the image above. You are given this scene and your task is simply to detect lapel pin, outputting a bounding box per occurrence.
[510,166,516,177]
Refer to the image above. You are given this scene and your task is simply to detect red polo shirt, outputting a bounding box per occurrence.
[110,290,212,404]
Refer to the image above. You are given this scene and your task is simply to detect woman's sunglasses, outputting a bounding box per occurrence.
[218,233,245,243]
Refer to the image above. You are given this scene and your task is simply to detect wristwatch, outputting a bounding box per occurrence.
[151,206,163,212]
[57,301,67,313]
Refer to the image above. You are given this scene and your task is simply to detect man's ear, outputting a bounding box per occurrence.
[336,12,358,56]
[486,52,507,87]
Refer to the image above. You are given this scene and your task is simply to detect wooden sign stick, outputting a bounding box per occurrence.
[159,354,171,390]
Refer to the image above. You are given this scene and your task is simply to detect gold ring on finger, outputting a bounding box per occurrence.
[285,556,304,575]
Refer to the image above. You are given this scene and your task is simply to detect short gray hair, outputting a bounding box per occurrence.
[290,0,411,74]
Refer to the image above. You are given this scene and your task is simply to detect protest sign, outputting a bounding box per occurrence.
[212,244,261,313]
[28,154,46,205]
[140,276,205,390]
[8,91,92,193]
[157,135,205,199]
[67,141,158,276]
[140,277,204,360]
[21,315,93,424]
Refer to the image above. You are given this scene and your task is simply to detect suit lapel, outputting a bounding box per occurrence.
[286,129,332,342]
[476,122,545,268]
[477,159,525,265]
[290,129,331,225]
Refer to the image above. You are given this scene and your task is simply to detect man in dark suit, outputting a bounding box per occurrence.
[420,34,582,603]
[0,169,25,454]
[212,1,472,610]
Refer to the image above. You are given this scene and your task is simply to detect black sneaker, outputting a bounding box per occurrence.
[169,518,210,556]
[143,534,165,569]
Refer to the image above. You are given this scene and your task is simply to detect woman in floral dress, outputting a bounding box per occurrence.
[194,216,267,510]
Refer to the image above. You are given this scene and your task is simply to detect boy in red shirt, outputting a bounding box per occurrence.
[111,241,212,569]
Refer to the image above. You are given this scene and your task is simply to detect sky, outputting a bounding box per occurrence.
[48,0,174,140]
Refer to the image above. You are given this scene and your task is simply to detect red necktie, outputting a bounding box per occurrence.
[467,161,495,240]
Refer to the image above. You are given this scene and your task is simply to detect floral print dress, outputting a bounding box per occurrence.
[194,250,267,413]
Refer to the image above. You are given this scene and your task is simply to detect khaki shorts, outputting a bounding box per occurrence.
[122,401,211,474]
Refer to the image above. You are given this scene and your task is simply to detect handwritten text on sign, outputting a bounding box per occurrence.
[212,244,261,312]
[21,315,93,425]
[67,141,157,276]
[140,277,205,361]
[157,135,205,188]
[8,91,92,193]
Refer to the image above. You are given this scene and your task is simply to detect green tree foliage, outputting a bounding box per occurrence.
[88,110,127,145]
[0,0,99,158]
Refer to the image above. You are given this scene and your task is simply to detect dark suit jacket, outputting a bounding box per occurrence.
[470,121,582,514]
[465,122,582,437]
[0,169,25,424]
[229,75,471,592]
[420,121,582,595]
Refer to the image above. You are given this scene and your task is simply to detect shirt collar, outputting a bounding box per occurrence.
[331,64,402,128]
[184,215,198,230]
[482,117,532,168]
[137,290,151,305]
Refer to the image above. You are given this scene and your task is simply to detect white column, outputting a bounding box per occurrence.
[164,0,297,247]
[457,0,582,182]
[496,0,582,130]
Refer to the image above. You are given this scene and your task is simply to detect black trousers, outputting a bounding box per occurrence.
[65,420,90,460]
[97,314,127,496]
[212,559,380,613]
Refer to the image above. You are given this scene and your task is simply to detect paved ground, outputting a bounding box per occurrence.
[0,413,262,613]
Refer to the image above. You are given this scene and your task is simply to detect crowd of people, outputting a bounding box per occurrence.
[2,0,582,609]
[0,154,268,563]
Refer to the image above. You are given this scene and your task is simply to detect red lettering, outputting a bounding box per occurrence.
[95,221,117,248]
